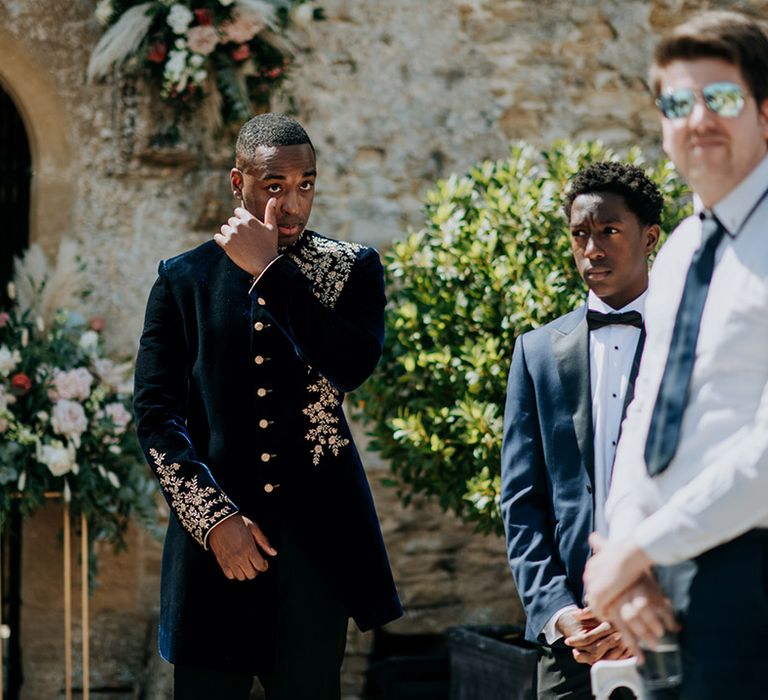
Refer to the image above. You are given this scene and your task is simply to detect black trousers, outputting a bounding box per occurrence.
[174,515,348,700]
[649,530,768,700]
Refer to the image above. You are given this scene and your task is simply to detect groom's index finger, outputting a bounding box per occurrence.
[264,197,278,229]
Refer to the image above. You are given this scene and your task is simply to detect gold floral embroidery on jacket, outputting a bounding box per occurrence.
[288,233,362,462]
[149,447,235,547]
[288,233,362,307]
[303,377,350,466]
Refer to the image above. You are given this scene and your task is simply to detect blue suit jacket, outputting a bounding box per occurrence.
[500,304,642,643]
[501,305,593,643]
[134,233,402,671]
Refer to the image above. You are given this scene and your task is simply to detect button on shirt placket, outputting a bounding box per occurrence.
[252,296,279,494]
[588,291,647,537]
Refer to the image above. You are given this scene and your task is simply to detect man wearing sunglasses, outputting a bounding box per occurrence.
[583,11,768,698]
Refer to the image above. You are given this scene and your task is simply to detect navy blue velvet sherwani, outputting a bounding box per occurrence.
[134,231,403,672]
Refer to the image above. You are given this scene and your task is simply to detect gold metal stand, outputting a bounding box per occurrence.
[0,492,90,699]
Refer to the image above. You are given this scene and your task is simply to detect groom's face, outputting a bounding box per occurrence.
[569,191,659,310]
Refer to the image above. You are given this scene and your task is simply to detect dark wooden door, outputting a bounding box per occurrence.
[0,84,31,296]
[0,83,30,699]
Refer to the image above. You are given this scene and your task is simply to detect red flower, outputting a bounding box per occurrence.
[10,372,31,396]
[230,43,251,62]
[89,316,106,332]
[0,312,10,328]
[265,67,283,80]
[147,42,168,64]
[193,8,213,26]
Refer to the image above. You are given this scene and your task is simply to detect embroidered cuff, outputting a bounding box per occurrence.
[149,448,238,548]
[203,510,241,551]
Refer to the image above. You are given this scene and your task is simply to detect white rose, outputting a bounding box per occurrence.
[51,399,88,444]
[219,0,234,6]
[165,49,189,81]
[95,0,113,25]
[51,367,94,401]
[36,440,77,477]
[104,402,132,434]
[6,283,15,300]
[290,3,315,29]
[0,346,21,377]
[79,330,100,354]
[167,4,193,34]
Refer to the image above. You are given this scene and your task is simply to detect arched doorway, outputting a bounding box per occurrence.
[0,83,31,294]
[0,81,31,700]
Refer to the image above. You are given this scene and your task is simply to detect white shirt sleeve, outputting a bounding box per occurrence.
[631,378,768,564]
[542,604,580,644]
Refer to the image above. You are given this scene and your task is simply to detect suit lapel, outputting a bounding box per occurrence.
[552,307,594,486]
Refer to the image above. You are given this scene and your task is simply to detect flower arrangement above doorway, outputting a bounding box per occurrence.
[88,0,322,127]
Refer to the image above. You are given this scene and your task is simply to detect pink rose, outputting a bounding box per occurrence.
[51,399,88,442]
[221,10,263,44]
[0,312,10,328]
[49,367,93,402]
[104,402,132,435]
[187,25,219,56]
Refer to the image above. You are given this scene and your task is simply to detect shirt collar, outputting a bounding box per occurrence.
[587,288,648,316]
[711,154,768,237]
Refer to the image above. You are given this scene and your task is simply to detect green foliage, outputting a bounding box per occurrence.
[355,140,692,535]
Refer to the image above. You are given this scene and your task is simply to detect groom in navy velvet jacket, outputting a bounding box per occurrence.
[501,162,661,699]
[134,113,402,700]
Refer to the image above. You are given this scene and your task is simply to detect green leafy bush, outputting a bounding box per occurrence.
[355,141,692,535]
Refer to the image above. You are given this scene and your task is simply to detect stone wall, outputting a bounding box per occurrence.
[2,0,767,697]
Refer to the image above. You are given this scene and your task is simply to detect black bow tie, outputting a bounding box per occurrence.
[586,310,643,331]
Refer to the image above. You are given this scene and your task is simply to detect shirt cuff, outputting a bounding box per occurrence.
[248,255,284,294]
[202,510,240,550]
[542,605,579,644]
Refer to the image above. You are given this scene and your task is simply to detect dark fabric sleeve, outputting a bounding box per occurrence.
[500,335,578,640]
[133,261,238,548]
[250,247,385,393]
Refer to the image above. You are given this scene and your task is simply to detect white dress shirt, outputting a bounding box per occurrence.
[542,290,647,643]
[607,154,768,565]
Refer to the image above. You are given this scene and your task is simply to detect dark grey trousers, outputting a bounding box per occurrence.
[537,646,635,700]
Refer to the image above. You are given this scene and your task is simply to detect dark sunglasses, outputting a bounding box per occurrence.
[655,82,746,120]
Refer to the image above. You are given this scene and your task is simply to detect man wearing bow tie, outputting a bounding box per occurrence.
[501,162,661,699]
[584,12,768,698]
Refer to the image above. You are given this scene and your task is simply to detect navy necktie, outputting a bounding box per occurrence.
[644,212,727,476]
[586,310,643,331]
